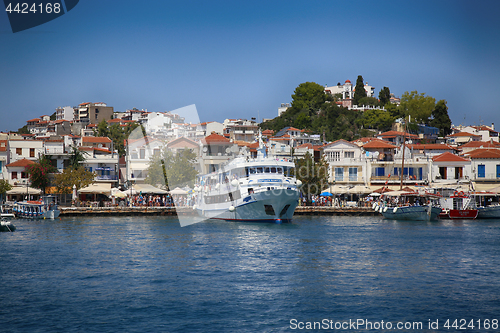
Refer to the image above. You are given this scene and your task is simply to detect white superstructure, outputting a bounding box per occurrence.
[194,134,301,223]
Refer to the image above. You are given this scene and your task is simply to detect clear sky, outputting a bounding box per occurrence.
[1,0,499,132]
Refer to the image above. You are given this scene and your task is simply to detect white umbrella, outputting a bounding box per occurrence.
[111,188,127,198]
[170,187,188,195]
[72,185,77,201]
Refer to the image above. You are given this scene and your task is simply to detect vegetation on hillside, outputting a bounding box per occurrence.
[260,79,452,141]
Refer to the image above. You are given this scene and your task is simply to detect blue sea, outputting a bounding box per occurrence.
[2,215,500,332]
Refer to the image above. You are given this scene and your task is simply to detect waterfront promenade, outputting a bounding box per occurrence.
[59,206,379,217]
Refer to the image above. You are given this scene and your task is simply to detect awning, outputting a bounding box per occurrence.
[473,183,500,192]
[170,187,188,195]
[6,186,42,195]
[133,183,169,194]
[78,183,111,196]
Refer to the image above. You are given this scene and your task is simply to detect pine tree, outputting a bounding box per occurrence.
[353,75,367,105]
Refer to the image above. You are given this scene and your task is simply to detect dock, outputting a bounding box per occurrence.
[59,206,379,217]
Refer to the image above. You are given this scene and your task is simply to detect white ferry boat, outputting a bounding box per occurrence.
[194,136,301,223]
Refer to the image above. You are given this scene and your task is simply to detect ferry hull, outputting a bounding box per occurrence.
[198,189,299,223]
[381,205,442,221]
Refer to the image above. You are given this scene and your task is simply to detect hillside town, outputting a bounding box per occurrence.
[1,82,499,206]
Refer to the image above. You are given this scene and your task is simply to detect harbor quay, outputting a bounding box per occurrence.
[58,206,379,217]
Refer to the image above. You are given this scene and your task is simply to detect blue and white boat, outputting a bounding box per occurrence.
[373,190,442,221]
[194,135,301,223]
[13,195,60,219]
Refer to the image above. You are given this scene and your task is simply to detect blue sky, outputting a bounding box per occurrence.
[1,0,500,132]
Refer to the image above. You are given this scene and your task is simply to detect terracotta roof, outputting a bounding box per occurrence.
[6,158,36,168]
[447,132,482,138]
[297,143,313,149]
[27,118,41,123]
[363,139,396,149]
[378,130,419,139]
[262,129,275,135]
[472,125,498,133]
[203,133,230,144]
[464,149,500,159]
[460,141,500,148]
[82,136,112,143]
[432,152,470,162]
[407,144,454,150]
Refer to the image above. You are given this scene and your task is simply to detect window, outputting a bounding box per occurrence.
[349,167,357,181]
[478,164,485,178]
[21,172,27,178]
[264,205,275,216]
[497,165,500,178]
[328,151,340,162]
[12,171,17,179]
[375,167,385,177]
[16,148,22,155]
[153,149,160,156]
[344,151,354,159]
[30,148,35,157]
[335,167,343,181]
[140,149,146,159]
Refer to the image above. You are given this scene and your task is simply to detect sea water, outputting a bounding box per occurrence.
[2,216,500,332]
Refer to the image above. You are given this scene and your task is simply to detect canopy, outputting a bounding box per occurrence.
[368,192,381,197]
[320,191,333,197]
[133,183,169,194]
[6,186,42,195]
[383,190,417,196]
[329,184,349,194]
[348,185,372,194]
[78,183,111,196]
[170,187,188,195]
[111,187,127,198]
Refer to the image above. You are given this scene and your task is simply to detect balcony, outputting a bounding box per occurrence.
[96,175,118,181]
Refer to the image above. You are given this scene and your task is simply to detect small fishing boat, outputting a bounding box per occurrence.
[13,195,60,219]
[445,191,478,220]
[373,190,442,221]
[0,218,16,232]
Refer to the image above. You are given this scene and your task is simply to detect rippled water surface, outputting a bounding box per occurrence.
[2,216,500,332]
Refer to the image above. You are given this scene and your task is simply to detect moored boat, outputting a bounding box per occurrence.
[477,204,500,219]
[13,195,60,219]
[194,134,301,223]
[373,190,442,221]
[0,218,16,232]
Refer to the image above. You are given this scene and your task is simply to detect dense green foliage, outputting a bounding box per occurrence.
[261,81,453,140]
[0,179,12,202]
[94,120,140,157]
[146,148,198,189]
[430,100,452,136]
[353,75,367,105]
[53,167,96,194]
[292,152,329,199]
[68,145,88,169]
[25,155,58,193]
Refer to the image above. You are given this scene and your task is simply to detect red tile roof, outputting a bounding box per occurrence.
[447,132,482,138]
[82,136,112,144]
[6,158,36,168]
[460,141,500,148]
[203,133,230,144]
[363,139,396,149]
[378,131,419,139]
[464,149,500,159]
[0,140,7,152]
[407,144,454,150]
[432,152,470,162]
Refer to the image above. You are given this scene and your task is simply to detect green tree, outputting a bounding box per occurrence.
[95,119,109,137]
[68,145,88,169]
[293,112,311,129]
[357,96,379,106]
[17,125,30,134]
[378,86,391,106]
[430,100,452,136]
[146,148,198,189]
[54,166,96,195]
[361,109,394,131]
[292,152,329,200]
[25,155,58,193]
[0,179,12,202]
[290,82,327,111]
[399,91,436,124]
[353,75,367,106]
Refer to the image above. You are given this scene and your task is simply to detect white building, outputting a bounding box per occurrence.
[55,106,75,121]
